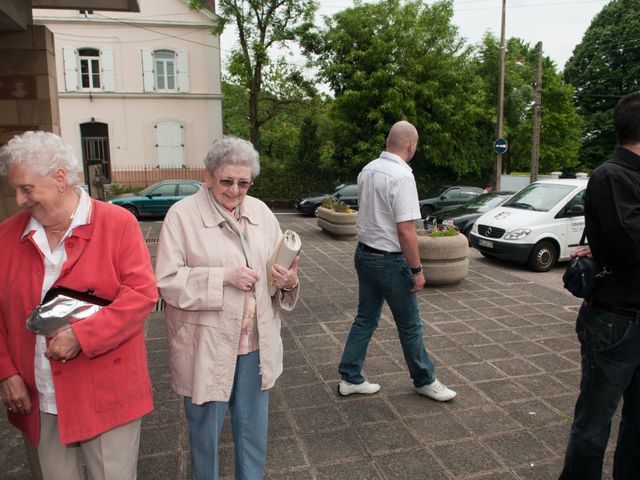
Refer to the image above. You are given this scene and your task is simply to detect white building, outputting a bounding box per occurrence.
[33,0,222,195]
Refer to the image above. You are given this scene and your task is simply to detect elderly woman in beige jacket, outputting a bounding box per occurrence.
[155,136,299,480]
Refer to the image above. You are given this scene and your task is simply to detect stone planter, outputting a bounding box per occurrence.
[316,206,357,237]
[417,232,469,286]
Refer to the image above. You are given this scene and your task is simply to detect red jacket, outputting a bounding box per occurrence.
[0,200,158,444]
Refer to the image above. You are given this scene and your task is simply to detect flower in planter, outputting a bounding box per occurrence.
[417,225,459,237]
[321,196,355,213]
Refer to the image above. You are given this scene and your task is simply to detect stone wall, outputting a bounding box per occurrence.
[0,25,59,220]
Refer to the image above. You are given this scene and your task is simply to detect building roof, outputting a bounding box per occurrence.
[32,1,139,12]
[0,0,140,32]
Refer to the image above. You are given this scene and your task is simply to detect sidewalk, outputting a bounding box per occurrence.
[1,214,616,479]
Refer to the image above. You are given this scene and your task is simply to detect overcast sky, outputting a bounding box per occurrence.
[220,0,610,74]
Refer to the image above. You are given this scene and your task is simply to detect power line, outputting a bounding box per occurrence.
[90,12,222,50]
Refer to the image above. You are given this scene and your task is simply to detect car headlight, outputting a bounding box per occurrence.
[471,222,479,233]
[504,229,531,240]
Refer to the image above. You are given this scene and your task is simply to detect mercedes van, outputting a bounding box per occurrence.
[468,178,588,271]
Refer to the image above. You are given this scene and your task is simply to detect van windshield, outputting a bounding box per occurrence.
[503,183,575,212]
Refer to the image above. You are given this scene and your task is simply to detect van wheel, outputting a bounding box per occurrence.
[527,240,557,272]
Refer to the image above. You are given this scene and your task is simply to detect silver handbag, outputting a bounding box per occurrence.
[26,287,111,337]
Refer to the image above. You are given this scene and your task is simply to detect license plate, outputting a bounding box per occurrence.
[478,239,493,248]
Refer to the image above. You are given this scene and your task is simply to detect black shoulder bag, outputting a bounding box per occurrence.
[562,230,611,299]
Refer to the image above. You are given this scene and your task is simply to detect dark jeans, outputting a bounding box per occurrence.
[560,302,640,480]
[338,245,436,388]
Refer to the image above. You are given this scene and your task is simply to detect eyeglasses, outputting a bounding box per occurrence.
[217,178,253,190]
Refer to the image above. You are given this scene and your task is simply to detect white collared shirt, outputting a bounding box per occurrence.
[356,151,421,252]
[22,187,92,414]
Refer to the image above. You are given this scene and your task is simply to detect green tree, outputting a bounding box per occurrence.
[221,81,250,138]
[221,77,335,198]
[475,35,582,174]
[307,0,493,186]
[564,0,640,169]
[189,0,317,152]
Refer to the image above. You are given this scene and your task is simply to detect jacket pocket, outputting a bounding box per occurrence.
[93,350,138,411]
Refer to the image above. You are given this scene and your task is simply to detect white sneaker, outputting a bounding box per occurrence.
[338,380,381,396]
[415,378,457,402]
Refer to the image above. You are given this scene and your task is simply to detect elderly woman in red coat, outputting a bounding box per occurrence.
[0,131,157,480]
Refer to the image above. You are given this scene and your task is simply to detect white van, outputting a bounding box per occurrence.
[468,178,588,271]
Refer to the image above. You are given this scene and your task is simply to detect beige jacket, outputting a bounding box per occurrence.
[155,187,298,404]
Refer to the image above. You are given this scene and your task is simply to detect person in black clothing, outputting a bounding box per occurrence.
[560,91,640,480]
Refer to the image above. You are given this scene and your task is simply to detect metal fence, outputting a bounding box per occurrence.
[103,164,340,207]
[108,165,204,190]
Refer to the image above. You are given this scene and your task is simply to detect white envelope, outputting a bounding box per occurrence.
[267,230,301,296]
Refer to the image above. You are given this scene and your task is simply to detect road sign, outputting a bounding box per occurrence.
[494,137,508,155]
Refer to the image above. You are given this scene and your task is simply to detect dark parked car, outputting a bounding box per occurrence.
[428,191,514,237]
[419,186,484,218]
[108,179,202,218]
[295,183,358,215]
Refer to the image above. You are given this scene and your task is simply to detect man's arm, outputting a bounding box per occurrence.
[397,220,425,292]
[589,169,640,265]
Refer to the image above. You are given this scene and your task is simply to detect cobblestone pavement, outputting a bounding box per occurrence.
[1,213,618,479]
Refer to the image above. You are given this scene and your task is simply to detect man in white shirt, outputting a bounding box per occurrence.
[337,121,456,402]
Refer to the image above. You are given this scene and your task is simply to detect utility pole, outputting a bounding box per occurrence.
[530,41,543,183]
[495,0,506,191]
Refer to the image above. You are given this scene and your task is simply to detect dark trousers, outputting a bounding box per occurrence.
[560,302,640,479]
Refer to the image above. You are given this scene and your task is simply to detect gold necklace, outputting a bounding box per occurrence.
[45,204,78,234]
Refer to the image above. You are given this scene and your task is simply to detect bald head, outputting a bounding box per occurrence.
[386,121,419,161]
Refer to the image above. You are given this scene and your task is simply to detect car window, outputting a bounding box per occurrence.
[464,194,510,212]
[444,188,462,199]
[503,183,576,212]
[562,189,586,217]
[148,184,177,197]
[338,184,358,197]
[424,186,448,198]
[459,191,478,200]
[179,183,199,196]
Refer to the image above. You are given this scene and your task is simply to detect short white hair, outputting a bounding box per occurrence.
[0,131,81,186]
[204,136,260,179]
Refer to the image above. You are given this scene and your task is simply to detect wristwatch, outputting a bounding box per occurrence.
[410,265,423,274]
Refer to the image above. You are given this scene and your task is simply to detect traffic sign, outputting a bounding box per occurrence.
[494,137,508,155]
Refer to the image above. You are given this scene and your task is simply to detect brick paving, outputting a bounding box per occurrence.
[0,213,618,479]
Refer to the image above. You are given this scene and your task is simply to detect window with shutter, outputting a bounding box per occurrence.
[154,50,176,92]
[155,121,184,167]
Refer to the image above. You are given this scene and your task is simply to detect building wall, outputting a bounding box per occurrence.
[33,0,223,179]
[0,25,59,218]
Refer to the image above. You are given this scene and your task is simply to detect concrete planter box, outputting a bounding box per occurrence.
[417,232,469,286]
[316,206,357,237]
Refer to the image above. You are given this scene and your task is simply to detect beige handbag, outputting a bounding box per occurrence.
[267,230,301,296]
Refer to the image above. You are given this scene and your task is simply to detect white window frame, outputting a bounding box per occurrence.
[62,47,114,92]
[155,50,176,92]
[141,49,189,93]
[154,121,185,168]
[78,48,101,90]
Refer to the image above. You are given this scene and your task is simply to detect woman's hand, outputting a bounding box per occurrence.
[271,256,300,291]
[224,266,259,292]
[1,375,32,415]
[45,327,81,363]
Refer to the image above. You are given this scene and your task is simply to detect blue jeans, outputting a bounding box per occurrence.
[183,351,269,480]
[560,303,640,480]
[338,246,436,388]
